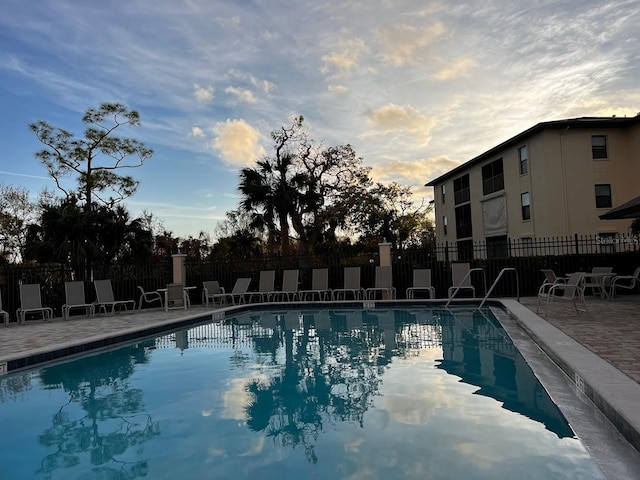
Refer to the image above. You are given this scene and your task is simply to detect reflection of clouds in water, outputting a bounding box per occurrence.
[206,447,227,461]
[221,373,270,421]
[370,352,598,476]
[344,437,365,454]
[380,353,465,425]
[239,435,265,457]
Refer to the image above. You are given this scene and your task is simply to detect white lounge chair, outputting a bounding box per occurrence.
[366,266,396,300]
[536,272,586,316]
[609,266,640,299]
[93,279,136,315]
[63,281,95,319]
[164,283,189,311]
[269,269,300,302]
[219,278,252,305]
[448,263,476,298]
[0,287,10,326]
[299,268,331,301]
[406,269,436,299]
[202,281,226,307]
[16,283,54,324]
[332,267,364,300]
[246,270,275,303]
[137,285,163,310]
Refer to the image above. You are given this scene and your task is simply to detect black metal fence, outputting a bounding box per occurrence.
[1,234,638,323]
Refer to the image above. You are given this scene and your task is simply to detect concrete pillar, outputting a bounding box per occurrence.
[378,240,392,267]
[378,240,392,299]
[172,253,187,285]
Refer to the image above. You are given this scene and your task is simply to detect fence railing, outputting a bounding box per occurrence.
[1,235,638,322]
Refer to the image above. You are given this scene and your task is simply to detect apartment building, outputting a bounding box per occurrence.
[425,115,640,257]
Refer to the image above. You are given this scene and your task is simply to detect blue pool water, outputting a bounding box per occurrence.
[0,307,605,479]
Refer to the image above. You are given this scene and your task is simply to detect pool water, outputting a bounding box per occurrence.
[0,307,605,479]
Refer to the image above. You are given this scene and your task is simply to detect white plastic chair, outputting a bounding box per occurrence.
[93,280,136,315]
[0,287,9,326]
[299,268,331,301]
[246,270,275,303]
[202,281,226,307]
[16,283,54,324]
[218,278,252,305]
[164,283,189,311]
[406,269,436,299]
[583,267,614,299]
[137,285,163,310]
[609,266,640,299]
[63,281,95,319]
[269,270,300,302]
[448,263,476,298]
[332,267,364,300]
[536,272,586,316]
[366,266,396,300]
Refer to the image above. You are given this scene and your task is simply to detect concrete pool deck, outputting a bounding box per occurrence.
[1,294,640,477]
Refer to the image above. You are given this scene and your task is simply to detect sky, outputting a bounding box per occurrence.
[1,0,639,239]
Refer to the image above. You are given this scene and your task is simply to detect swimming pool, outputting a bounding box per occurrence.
[0,306,606,479]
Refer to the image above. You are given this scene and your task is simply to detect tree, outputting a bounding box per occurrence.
[237,116,374,255]
[0,184,36,263]
[347,182,434,250]
[30,103,153,277]
[30,103,153,214]
[24,198,154,279]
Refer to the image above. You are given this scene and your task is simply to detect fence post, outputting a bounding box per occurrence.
[574,233,579,255]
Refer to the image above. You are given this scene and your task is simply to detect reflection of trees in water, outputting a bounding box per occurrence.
[36,340,160,478]
[0,373,32,401]
[243,315,390,464]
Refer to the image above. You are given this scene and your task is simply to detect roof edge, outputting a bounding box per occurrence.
[425,115,640,187]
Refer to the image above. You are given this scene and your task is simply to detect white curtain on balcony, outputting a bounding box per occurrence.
[482,195,507,236]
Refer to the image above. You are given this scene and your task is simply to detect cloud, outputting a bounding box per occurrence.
[371,156,457,189]
[328,84,348,95]
[321,38,367,76]
[225,86,257,104]
[194,84,214,103]
[376,22,447,66]
[433,58,477,81]
[212,119,265,166]
[227,69,275,94]
[364,103,437,145]
[190,126,205,137]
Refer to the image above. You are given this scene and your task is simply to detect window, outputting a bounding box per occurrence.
[455,204,472,239]
[592,135,607,159]
[441,184,446,204]
[482,158,504,195]
[518,146,528,175]
[521,192,531,220]
[595,184,612,208]
[443,216,448,235]
[453,174,470,205]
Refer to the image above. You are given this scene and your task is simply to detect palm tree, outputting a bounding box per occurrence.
[239,154,304,255]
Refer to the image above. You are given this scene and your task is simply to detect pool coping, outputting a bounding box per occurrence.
[500,299,640,454]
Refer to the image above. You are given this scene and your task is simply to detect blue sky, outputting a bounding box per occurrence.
[1,0,639,238]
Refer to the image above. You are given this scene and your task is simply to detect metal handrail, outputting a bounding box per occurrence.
[445,267,486,308]
[478,268,519,309]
